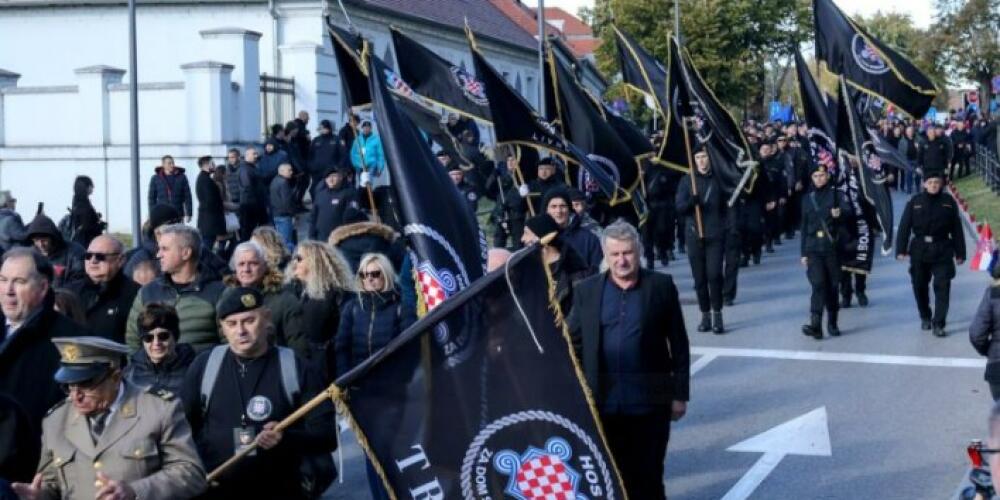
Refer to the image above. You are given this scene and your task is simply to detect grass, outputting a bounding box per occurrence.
[952,174,1000,234]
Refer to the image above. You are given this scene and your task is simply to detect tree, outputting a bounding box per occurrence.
[933,0,1000,115]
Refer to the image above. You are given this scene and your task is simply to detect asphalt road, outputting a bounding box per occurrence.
[325,190,993,499]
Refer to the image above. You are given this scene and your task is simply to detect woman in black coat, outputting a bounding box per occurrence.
[70,175,103,247]
[285,241,355,382]
[195,155,226,250]
[123,303,195,394]
[970,267,1000,401]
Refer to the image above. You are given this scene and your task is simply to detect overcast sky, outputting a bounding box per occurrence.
[522,0,935,28]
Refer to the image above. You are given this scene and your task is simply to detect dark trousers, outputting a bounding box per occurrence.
[723,230,741,301]
[766,207,783,243]
[676,216,686,250]
[990,382,1000,402]
[784,192,801,236]
[492,217,524,250]
[909,259,955,327]
[840,272,867,299]
[806,253,841,314]
[643,205,675,264]
[601,411,670,500]
[687,236,725,312]
[238,204,268,241]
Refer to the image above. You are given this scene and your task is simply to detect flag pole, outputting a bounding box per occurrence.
[682,117,704,239]
[537,0,546,117]
[128,0,141,246]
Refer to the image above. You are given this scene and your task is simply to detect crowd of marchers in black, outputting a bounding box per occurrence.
[0,105,997,500]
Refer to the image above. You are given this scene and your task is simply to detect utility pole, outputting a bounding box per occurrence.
[128,0,141,245]
[537,0,546,117]
[674,0,681,45]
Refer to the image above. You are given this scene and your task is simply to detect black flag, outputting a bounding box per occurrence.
[470,38,631,207]
[795,50,839,177]
[837,76,894,255]
[814,0,936,118]
[335,244,626,499]
[612,25,690,172]
[327,19,371,109]
[390,27,492,122]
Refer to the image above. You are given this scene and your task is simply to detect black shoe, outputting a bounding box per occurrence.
[857,293,869,307]
[802,313,822,340]
[933,326,946,337]
[724,298,735,306]
[920,319,932,331]
[827,310,841,337]
[712,311,725,334]
[765,244,775,253]
[774,238,783,246]
[659,254,670,267]
[840,296,851,308]
[752,253,761,265]
[739,256,749,268]
[697,314,711,333]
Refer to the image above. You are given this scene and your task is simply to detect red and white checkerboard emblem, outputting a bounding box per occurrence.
[418,269,447,310]
[515,455,575,500]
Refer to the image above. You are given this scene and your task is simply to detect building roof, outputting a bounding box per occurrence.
[487,0,558,41]
[542,6,591,37]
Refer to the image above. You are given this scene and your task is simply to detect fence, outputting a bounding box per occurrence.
[974,148,1000,194]
[260,73,295,136]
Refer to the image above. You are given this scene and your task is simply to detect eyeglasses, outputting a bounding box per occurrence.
[360,270,383,280]
[60,371,110,395]
[141,331,173,343]
[84,252,120,262]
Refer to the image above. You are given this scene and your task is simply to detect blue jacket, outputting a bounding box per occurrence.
[258,140,289,185]
[147,167,193,217]
[350,133,385,176]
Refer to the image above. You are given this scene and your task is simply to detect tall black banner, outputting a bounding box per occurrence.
[327,19,371,109]
[814,0,937,118]
[335,245,626,499]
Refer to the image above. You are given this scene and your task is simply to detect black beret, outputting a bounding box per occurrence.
[525,213,561,242]
[217,287,264,320]
[924,170,945,181]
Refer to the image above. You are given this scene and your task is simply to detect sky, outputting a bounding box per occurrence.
[521,0,935,28]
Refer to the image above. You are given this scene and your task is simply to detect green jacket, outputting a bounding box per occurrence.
[126,272,227,353]
[222,272,308,359]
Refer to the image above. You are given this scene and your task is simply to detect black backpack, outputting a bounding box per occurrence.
[57,209,76,242]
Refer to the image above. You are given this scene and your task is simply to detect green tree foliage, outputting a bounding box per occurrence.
[933,0,1000,112]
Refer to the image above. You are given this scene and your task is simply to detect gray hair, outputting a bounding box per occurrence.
[601,219,641,251]
[158,223,201,261]
[230,241,268,271]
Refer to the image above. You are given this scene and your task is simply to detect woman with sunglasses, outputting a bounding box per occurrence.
[335,252,415,500]
[123,303,195,394]
[285,241,354,382]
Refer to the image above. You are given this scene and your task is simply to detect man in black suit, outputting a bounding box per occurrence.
[567,220,690,500]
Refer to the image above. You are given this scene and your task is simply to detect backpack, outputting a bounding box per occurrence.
[200,346,337,498]
[57,209,76,242]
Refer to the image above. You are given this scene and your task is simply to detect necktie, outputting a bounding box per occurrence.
[89,412,108,444]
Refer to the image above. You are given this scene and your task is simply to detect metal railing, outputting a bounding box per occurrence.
[260,74,295,138]
[973,148,1000,194]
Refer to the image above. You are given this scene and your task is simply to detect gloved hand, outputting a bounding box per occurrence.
[360,171,371,187]
[518,184,529,197]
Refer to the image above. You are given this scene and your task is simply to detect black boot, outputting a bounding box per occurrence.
[697,313,711,333]
[827,310,841,337]
[857,292,869,307]
[752,252,761,265]
[920,318,932,331]
[765,242,775,253]
[740,255,749,267]
[840,295,851,308]
[659,253,670,267]
[712,311,725,334]
[802,313,822,339]
[933,324,946,337]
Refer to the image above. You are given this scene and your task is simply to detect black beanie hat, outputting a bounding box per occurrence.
[525,213,561,242]
[542,188,572,211]
[149,204,182,230]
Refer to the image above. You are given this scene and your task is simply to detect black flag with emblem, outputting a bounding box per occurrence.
[470,38,631,207]
[335,244,626,499]
[390,27,492,122]
[813,0,936,118]
[327,19,370,109]
[612,25,690,172]
[795,50,839,179]
[837,76,894,256]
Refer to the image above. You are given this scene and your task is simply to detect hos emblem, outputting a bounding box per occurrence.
[246,395,273,422]
[460,411,618,500]
[851,35,889,75]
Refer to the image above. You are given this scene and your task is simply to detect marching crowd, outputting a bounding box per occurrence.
[0,103,996,500]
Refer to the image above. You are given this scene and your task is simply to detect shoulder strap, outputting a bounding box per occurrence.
[199,345,229,414]
[276,346,300,405]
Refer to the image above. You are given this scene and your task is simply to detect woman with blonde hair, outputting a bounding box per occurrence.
[286,240,354,380]
[251,225,291,270]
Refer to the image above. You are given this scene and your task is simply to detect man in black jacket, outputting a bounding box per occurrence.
[567,220,689,500]
[919,125,952,179]
[896,171,966,336]
[800,165,852,339]
[951,121,973,179]
[239,147,269,241]
[65,235,139,343]
[308,119,343,198]
[195,155,226,249]
[0,248,84,479]
[310,165,359,241]
[270,164,298,252]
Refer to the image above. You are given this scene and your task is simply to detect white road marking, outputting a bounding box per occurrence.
[689,354,717,375]
[692,346,985,369]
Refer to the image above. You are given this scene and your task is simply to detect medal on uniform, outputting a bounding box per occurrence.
[817,231,825,237]
[233,427,257,456]
[246,396,272,422]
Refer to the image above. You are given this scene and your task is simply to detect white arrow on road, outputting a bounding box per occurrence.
[721,407,832,500]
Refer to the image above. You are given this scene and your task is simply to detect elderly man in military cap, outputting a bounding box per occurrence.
[11,336,206,500]
[181,287,336,500]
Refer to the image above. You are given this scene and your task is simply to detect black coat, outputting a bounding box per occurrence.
[675,170,731,241]
[25,214,86,287]
[309,133,343,180]
[64,271,141,343]
[310,183,359,241]
[800,185,851,256]
[567,270,690,411]
[291,282,343,382]
[970,286,1000,383]
[919,137,952,176]
[0,392,35,482]
[895,191,966,263]
[0,295,86,477]
[123,342,196,394]
[270,176,298,217]
[147,167,193,217]
[335,290,415,378]
[70,195,103,247]
[196,170,226,240]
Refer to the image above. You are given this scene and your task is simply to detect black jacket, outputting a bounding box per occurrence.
[25,214,86,287]
[147,167,193,217]
[485,168,527,220]
[800,185,851,256]
[69,194,103,247]
[675,170,731,241]
[269,176,298,217]
[970,286,1000,383]
[310,183,359,241]
[335,290,416,378]
[124,342,196,394]
[567,270,690,412]
[896,190,966,263]
[291,282,343,382]
[196,169,227,240]
[328,221,405,273]
[919,136,952,175]
[64,271,140,343]
[238,161,267,208]
[308,133,343,180]
[0,392,35,482]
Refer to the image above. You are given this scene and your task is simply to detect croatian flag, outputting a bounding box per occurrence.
[970,223,996,272]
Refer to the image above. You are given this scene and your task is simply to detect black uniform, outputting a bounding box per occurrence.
[309,181,360,241]
[455,179,479,218]
[643,166,679,267]
[800,183,851,337]
[781,145,811,237]
[527,175,565,214]
[182,347,337,500]
[735,175,769,265]
[676,169,728,329]
[486,167,527,250]
[895,189,966,331]
[761,154,788,248]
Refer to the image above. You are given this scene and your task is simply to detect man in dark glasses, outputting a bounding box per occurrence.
[65,235,140,343]
[11,336,206,500]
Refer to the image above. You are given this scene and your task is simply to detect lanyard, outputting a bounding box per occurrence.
[228,351,272,427]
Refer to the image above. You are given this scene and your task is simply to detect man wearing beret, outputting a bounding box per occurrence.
[800,165,852,339]
[896,171,966,337]
[181,288,336,499]
[12,336,206,500]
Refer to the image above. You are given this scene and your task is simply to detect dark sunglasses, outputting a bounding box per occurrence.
[59,370,110,395]
[84,252,120,262]
[141,332,173,343]
[360,270,383,280]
